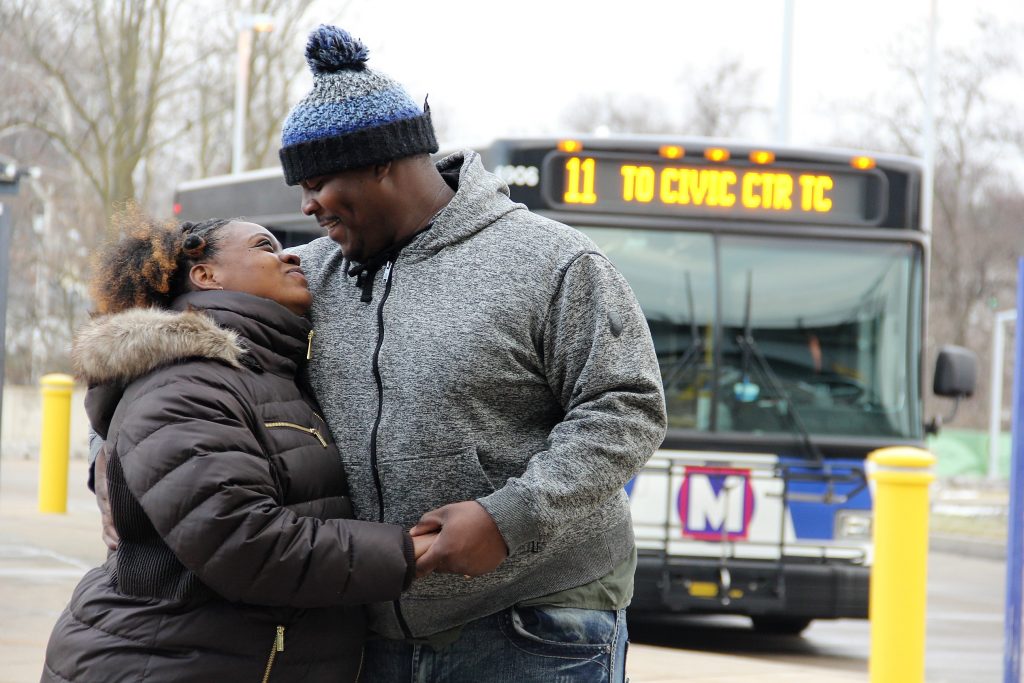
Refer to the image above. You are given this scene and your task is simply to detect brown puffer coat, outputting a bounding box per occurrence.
[42,291,414,683]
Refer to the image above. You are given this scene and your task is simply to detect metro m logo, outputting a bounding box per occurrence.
[678,466,755,541]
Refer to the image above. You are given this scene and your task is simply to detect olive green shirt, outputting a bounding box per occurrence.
[411,545,637,648]
[518,545,636,610]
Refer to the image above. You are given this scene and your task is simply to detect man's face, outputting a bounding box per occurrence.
[299,167,394,262]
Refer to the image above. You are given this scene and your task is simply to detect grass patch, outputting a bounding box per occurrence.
[931,513,1007,542]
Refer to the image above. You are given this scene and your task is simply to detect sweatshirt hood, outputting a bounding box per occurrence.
[404,150,521,257]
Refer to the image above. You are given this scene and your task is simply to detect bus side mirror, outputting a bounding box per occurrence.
[933,345,977,398]
[926,345,978,435]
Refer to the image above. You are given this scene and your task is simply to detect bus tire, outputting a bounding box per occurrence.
[750,616,812,636]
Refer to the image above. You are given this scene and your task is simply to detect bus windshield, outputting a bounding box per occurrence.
[580,227,923,441]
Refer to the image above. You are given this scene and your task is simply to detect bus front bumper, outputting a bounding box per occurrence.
[630,552,869,620]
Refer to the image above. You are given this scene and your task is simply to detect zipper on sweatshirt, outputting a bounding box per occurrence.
[260,625,285,683]
[264,421,328,448]
[368,260,394,524]
[306,330,314,360]
[366,260,415,641]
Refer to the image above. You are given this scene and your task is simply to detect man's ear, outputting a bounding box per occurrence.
[189,263,222,290]
[373,161,392,181]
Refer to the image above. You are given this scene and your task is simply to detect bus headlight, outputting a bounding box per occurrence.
[835,510,873,540]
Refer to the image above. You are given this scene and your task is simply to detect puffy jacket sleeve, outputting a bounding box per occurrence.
[111,368,414,608]
[478,251,667,551]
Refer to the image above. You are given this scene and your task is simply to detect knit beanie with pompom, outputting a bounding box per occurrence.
[278,25,438,185]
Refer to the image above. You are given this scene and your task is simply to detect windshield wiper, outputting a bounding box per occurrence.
[734,270,870,505]
[661,272,704,391]
[734,270,825,466]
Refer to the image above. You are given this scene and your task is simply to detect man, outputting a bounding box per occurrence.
[95,23,665,682]
[276,25,666,681]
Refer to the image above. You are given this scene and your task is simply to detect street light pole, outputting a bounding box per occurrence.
[232,14,274,175]
[922,0,939,233]
[232,27,253,175]
[989,309,1017,479]
[0,204,11,457]
[0,158,22,474]
[775,0,795,144]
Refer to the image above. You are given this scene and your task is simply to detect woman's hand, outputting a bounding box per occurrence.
[410,501,508,577]
[412,531,440,578]
[94,446,120,552]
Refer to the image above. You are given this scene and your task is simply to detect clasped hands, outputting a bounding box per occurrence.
[410,501,509,580]
[95,448,507,581]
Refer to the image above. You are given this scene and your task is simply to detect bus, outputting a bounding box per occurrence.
[174,136,976,635]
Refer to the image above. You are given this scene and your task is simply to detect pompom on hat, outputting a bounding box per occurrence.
[278,26,438,185]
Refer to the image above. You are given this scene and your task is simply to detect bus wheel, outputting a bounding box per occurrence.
[750,617,812,636]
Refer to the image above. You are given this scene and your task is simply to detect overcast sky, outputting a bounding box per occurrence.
[297,1,1023,153]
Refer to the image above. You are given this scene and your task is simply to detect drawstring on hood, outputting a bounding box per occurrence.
[345,221,436,303]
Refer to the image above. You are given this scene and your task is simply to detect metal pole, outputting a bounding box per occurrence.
[38,373,74,514]
[775,0,794,144]
[0,202,11,463]
[1004,258,1024,683]
[990,309,1018,479]
[868,446,935,683]
[232,27,253,175]
[922,0,938,232]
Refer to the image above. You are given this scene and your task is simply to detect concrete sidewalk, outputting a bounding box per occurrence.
[0,457,865,683]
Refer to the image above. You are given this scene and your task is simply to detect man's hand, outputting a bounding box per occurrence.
[410,501,508,577]
[94,447,119,552]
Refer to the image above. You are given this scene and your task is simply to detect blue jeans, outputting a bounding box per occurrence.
[361,606,629,682]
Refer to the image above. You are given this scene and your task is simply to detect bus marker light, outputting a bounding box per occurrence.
[851,156,876,170]
[705,147,730,162]
[173,202,182,216]
[659,145,685,159]
[750,150,775,165]
[558,139,583,153]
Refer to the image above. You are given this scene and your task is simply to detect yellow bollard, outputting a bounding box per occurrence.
[38,373,75,514]
[868,446,935,683]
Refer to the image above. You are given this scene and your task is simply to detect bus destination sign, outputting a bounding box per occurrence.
[544,153,885,226]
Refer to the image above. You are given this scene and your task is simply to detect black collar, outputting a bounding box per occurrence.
[346,223,434,303]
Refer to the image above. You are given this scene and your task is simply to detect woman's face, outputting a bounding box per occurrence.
[191,221,312,315]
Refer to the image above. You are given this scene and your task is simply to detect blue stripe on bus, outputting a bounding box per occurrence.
[779,456,872,540]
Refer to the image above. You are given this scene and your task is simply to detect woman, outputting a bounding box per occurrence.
[43,214,428,682]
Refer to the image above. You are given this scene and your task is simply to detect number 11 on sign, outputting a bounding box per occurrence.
[564,157,597,204]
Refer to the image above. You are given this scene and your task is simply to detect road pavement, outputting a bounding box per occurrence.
[1,456,998,682]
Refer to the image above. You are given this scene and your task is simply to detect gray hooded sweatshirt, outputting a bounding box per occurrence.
[295,150,667,639]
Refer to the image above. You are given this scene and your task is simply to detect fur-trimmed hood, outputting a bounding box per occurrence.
[73,308,245,386]
[77,290,314,441]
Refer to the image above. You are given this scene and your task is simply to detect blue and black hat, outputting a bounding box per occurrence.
[279,26,438,186]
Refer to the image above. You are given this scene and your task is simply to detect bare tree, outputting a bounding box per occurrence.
[0,134,99,382]
[2,0,185,220]
[147,0,320,208]
[243,0,321,170]
[835,16,1024,429]
[0,0,190,380]
[560,92,674,135]
[0,0,332,382]
[558,55,767,137]
[679,57,768,137]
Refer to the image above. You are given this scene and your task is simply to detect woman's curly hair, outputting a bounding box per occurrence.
[90,206,233,315]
